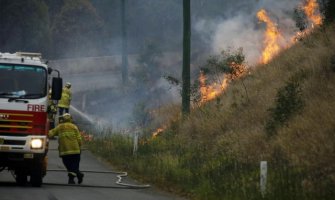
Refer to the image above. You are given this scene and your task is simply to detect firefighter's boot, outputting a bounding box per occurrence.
[68,173,76,184]
[77,172,84,184]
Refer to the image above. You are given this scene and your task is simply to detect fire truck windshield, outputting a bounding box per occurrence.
[0,64,47,99]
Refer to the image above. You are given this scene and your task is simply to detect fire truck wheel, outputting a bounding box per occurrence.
[30,165,43,187]
[15,170,28,186]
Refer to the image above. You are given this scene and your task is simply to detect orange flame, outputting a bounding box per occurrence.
[80,131,93,142]
[153,1,323,140]
[257,9,283,64]
[303,0,322,26]
[293,0,323,43]
[152,127,165,138]
[199,71,228,104]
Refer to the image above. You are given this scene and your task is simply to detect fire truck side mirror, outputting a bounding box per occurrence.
[51,77,63,100]
[48,68,53,75]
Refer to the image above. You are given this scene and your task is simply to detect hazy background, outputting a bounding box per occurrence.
[0,0,322,130]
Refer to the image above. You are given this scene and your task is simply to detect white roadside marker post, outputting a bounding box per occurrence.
[260,161,268,197]
[133,132,139,155]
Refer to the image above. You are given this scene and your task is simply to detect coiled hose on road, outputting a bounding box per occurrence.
[45,169,151,189]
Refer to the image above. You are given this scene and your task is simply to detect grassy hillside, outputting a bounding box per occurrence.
[87,24,335,200]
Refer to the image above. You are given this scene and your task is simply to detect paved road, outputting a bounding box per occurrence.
[0,140,185,200]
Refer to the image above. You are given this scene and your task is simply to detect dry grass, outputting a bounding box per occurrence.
[173,25,335,197]
[183,25,334,141]
[89,25,335,200]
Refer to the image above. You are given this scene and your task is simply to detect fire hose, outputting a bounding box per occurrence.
[45,148,150,189]
[9,167,150,189]
[45,169,151,189]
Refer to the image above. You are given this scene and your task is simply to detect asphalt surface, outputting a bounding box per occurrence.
[0,140,186,200]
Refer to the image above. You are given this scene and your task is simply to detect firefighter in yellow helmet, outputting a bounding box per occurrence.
[48,113,84,184]
[58,82,72,116]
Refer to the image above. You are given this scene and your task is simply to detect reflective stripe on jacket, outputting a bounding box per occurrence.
[48,122,81,156]
[58,87,72,108]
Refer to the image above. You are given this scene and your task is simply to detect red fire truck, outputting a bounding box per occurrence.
[0,52,62,187]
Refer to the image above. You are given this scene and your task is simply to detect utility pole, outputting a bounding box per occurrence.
[121,0,128,84]
[325,0,335,23]
[182,0,191,115]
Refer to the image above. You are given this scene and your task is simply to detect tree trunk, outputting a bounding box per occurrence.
[325,0,335,23]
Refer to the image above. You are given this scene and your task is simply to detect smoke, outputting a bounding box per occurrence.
[50,0,310,132]
[195,0,302,65]
[50,53,182,131]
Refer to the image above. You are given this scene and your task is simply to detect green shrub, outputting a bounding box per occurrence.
[265,72,307,136]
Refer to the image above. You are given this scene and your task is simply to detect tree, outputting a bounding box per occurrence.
[0,0,51,55]
[182,0,191,115]
[90,0,124,57]
[197,48,249,103]
[51,0,103,58]
[265,73,306,136]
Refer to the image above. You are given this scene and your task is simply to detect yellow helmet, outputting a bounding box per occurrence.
[65,82,71,88]
[62,113,72,122]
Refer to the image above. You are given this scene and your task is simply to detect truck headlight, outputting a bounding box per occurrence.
[31,138,43,149]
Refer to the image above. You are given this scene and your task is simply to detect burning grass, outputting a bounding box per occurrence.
[87,25,335,200]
